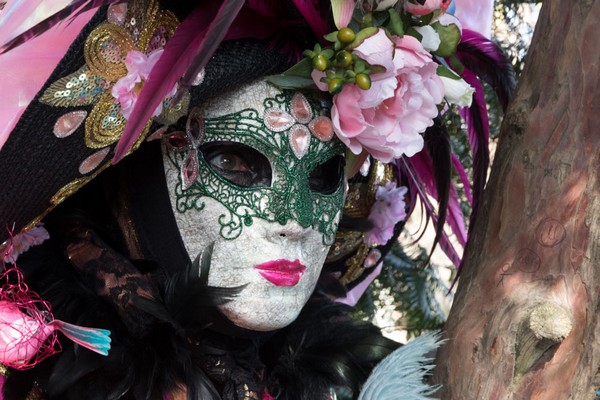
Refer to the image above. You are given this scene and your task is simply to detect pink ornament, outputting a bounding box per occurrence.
[264,108,295,132]
[289,125,311,159]
[79,147,110,174]
[0,268,111,370]
[290,93,313,124]
[309,116,334,142]
[53,111,88,138]
[0,300,54,368]
[326,30,444,162]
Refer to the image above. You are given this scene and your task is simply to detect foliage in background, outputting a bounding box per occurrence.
[354,1,540,339]
[355,241,450,339]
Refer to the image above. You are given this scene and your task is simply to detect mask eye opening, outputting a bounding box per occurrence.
[200,141,272,188]
[309,155,345,195]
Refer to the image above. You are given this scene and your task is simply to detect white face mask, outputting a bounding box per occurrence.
[162,81,346,331]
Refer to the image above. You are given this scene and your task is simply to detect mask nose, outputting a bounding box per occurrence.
[270,221,307,242]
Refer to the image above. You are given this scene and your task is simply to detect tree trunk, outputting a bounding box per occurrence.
[433,1,600,399]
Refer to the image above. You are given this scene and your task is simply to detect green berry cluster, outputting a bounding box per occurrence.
[303,27,373,94]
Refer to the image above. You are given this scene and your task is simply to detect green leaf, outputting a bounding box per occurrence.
[388,8,404,37]
[266,58,316,90]
[265,75,316,90]
[324,31,339,43]
[432,21,461,57]
[436,64,461,80]
[280,57,313,78]
[346,26,379,50]
[449,54,465,75]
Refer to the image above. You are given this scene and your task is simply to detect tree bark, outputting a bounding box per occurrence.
[433,1,600,399]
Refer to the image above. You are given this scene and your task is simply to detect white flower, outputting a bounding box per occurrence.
[440,75,475,107]
[374,0,400,11]
[414,25,441,52]
[1,225,50,264]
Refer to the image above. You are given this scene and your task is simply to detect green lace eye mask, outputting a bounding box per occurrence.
[165,90,346,245]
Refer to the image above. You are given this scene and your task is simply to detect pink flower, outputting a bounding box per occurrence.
[111,49,176,119]
[328,30,444,162]
[1,225,50,264]
[404,0,444,16]
[364,182,408,246]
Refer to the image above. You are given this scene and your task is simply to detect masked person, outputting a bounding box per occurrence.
[0,1,513,399]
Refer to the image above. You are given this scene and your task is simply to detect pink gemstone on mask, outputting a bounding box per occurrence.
[264,108,295,132]
[79,147,110,175]
[290,93,313,124]
[309,116,334,142]
[181,150,199,190]
[108,3,128,25]
[53,111,88,138]
[186,108,205,143]
[289,124,311,159]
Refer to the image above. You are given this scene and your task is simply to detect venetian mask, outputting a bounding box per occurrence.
[162,80,346,331]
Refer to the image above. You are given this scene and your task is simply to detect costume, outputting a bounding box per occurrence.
[0,1,512,399]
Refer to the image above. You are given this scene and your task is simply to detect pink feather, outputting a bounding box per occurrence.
[0,4,96,149]
[402,154,467,267]
[451,153,473,206]
[0,0,121,54]
[113,0,245,162]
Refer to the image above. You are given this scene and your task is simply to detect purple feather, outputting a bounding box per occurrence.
[459,69,489,232]
[0,0,122,54]
[401,154,466,268]
[113,0,245,162]
[457,29,515,112]
[451,153,472,206]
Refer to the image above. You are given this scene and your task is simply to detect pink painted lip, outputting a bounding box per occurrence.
[253,259,306,287]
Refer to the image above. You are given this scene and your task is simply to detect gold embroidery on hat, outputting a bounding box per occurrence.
[85,92,127,148]
[139,10,179,53]
[40,66,110,107]
[85,22,135,81]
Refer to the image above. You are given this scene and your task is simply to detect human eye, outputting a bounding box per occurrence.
[200,141,272,188]
[309,155,345,194]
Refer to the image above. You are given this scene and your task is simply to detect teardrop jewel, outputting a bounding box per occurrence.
[290,93,313,124]
[53,111,88,138]
[309,116,334,142]
[289,125,311,159]
[264,108,295,132]
[181,149,199,190]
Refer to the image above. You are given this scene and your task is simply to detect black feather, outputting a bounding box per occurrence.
[423,116,452,261]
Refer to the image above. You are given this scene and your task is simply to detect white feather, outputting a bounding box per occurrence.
[358,332,442,400]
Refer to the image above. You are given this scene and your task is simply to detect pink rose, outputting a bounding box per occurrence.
[364,182,408,245]
[111,49,175,119]
[404,0,444,16]
[328,30,444,162]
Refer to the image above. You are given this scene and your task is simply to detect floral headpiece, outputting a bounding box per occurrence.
[270,0,474,164]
